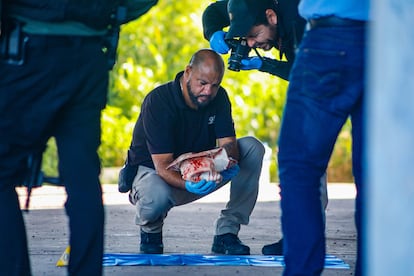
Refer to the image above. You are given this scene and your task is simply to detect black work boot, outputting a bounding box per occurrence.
[140,230,163,254]
[211,233,250,255]
[262,238,283,255]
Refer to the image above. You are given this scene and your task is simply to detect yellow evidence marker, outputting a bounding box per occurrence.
[56,245,70,267]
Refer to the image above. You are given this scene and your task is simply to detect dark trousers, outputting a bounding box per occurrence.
[278,24,366,276]
[0,34,108,275]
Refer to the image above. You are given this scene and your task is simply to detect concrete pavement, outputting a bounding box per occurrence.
[18,182,357,275]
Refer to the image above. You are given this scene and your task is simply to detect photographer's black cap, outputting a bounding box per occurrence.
[226,0,275,40]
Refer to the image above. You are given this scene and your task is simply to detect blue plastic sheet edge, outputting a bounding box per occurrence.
[102,253,350,269]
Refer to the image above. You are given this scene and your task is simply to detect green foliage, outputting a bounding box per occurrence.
[99,0,354,181]
[103,0,290,168]
[101,0,214,167]
[41,138,59,177]
[327,119,353,182]
[99,106,135,166]
[43,0,353,182]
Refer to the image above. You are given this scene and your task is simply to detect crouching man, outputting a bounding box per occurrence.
[118,49,264,255]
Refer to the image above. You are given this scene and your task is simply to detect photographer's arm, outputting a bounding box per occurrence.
[202,0,230,40]
[258,57,293,81]
[240,56,292,81]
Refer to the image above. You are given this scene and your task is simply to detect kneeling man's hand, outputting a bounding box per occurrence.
[185,179,216,195]
[220,164,240,183]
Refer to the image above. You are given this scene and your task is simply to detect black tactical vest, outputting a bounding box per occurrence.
[4,0,120,29]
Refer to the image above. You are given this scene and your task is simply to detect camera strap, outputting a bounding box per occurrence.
[253,47,265,61]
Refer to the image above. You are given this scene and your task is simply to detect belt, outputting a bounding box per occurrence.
[309,16,366,29]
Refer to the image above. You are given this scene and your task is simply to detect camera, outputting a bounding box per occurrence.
[226,38,251,72]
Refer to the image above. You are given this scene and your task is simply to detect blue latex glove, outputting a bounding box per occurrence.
[220,164,240,183]
[209,31,230,54]
[240,57,263,70]
[185,179,217,195]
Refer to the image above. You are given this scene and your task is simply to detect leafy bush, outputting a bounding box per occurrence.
[42,0,353,182]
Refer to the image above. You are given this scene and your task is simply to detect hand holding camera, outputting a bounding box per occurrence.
[240,56,263,70]
[210,30,262,72]
[226,38,252,71]
[209,30,230,54]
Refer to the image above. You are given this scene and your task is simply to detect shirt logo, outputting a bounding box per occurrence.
[208,115,216,125]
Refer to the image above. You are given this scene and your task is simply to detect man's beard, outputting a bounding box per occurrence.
[187,81,211,108]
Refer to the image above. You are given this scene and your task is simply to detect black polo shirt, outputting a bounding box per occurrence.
[128,71,236,169]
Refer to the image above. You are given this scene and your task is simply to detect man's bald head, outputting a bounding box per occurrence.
[182,49,226,110]
[188,48,225,78]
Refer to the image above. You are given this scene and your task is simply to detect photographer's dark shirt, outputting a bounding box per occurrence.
[128,71,236,169]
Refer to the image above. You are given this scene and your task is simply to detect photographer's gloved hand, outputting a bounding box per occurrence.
[240,57,263,70]
[118,163,138,193]
[209,31,230,54]
[220,164,240,183]
[185,179,216,195]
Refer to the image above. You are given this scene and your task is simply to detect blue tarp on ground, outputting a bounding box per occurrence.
[102,254,350,269]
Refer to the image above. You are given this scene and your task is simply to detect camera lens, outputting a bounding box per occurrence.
[227,39,251,72]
